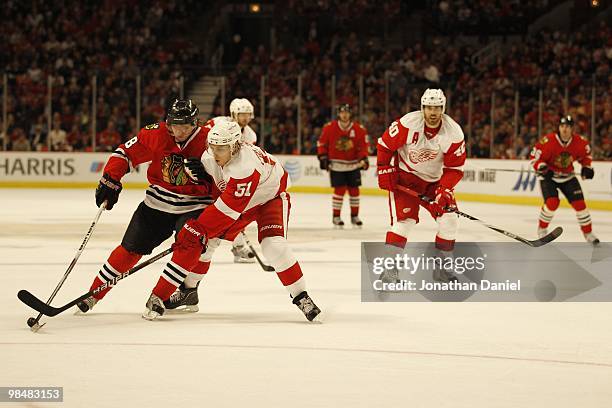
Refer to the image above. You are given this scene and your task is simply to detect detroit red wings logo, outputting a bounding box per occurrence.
[217,179,227,192]
[407,148,438,164]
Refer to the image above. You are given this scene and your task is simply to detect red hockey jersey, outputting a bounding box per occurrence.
[103,122,214,214]
[317,120,369,171]
[530,132,592,181]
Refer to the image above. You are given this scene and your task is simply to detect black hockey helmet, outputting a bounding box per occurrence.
[559,115,574,126]
[166,98,199,126]
[337,103,351,114]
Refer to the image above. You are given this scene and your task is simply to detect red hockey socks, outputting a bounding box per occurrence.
[91,246,141,300]
[333,186,346,217]
[276,262,305,298]
[348,186,360,216]
[538,197,560,229]
[571,199,593,233]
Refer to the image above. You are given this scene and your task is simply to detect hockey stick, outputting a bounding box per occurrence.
[240,232,275,272]
[18,247,173,319]
[394,185,563,247]
[479,168,581,176]
[27,202,107,332]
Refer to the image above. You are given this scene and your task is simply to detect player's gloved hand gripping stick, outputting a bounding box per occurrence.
[395,185,563,247]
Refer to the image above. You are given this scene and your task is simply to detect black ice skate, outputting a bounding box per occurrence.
[332,216,345,229]
[75,296,98,314]
[584,232,600,245]
[142,293,165,320]
[163,283,200,313]
[292,291,321,322]
[351,216,363,228]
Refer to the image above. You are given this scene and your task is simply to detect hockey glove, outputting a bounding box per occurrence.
[95,173,122,210]
[581,166,594,180]
[377,165,398,191]
[184,157,212,184]
[535,163,553,179]
[430,186,456,217]
[172,219,208,271]
[318,155,329,171]
[360,157,370,171]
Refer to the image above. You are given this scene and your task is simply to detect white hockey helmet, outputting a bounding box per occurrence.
[421,89,446,112]
[208,120,242,146]
[229,98,254,120]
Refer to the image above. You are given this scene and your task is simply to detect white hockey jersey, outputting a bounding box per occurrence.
[377,111,466,183]
[197,143,289,238]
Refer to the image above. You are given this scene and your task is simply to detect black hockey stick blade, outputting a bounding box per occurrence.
[18,290,89,317]
[17,247,173,318]
[528,226,563,247]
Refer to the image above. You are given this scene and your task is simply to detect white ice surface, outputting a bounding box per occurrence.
[1,189,611,407]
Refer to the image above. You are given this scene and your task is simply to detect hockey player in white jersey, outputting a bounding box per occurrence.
[205,99,259,263]
[143,120,321,321]
[376,89,467,282]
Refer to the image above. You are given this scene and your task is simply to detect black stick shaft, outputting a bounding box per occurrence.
[30,202,106,327]
[19,247,173,317]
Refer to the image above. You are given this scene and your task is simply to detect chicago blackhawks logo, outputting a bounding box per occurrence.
[553,152,573,169]
[407,148,438,164]
[161,153,189,185]
[335,136,354,152]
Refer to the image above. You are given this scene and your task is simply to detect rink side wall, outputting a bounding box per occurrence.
[0,153,611,211]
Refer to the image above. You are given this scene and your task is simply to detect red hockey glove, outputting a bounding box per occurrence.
[172,219,208,270]
[377,165,397,191]
[430,186,456,217]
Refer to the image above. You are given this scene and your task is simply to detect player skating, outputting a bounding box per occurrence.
[143,120,322,322]
[76,99,216,313]
[530,115,599,244]
[376,89,466,282]
[317,103,369,228]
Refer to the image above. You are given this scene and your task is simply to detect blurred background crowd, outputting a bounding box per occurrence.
[1,0,610,160]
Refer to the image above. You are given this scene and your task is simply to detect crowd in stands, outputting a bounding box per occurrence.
[428,0,557,35]
[213,20,610,160]
[1,1,609,161]
[0,0,204,152]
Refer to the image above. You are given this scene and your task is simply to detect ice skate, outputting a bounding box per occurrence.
[380,268,400,285]
[584,232,600,245]
[332,216,345,229]
[351,216,363,228]
[75,296,97,314]
[537,227,548,239]
[292,291,321,322]
[163,283,200,313]
[433,268,458,283]
[142,293,165,320]
[232,244,256,263]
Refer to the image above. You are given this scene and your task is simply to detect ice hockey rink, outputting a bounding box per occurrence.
[1,188,611,408]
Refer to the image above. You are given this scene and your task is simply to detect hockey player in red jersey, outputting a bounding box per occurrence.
[143,119,322,321]
[317,104,369,228]
[376,89,466,282]
[530,115,599,244]
[77,99,216,313]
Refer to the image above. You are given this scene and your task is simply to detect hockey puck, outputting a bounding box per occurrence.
[27,317,37,327]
